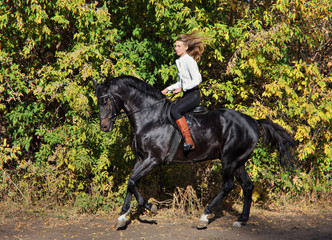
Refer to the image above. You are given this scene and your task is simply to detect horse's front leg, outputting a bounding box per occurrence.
[127,178,158,213]
[117,158,158,229]
[117,191,133,228]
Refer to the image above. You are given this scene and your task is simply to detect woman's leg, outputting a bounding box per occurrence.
[170,89,201,150]
[170,89,201,120]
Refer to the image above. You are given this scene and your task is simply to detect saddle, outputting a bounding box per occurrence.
[166,103,207,128]
[164,103,208,163]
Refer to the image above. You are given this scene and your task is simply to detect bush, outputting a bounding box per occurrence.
[1,0,331,211]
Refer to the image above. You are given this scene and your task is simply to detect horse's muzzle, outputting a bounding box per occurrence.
[100,119,114,132]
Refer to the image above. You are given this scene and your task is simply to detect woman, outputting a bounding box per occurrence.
[161,32,205,151]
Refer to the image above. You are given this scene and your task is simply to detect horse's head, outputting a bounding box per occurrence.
[93,80,118,132]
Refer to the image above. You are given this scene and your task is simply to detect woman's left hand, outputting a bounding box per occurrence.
[161,88,169,95]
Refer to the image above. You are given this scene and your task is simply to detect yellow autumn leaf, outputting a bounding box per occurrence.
[68,163,75,171]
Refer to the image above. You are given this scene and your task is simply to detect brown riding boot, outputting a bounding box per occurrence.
[176,116,195,151]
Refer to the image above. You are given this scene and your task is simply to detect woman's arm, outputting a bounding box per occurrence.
[187,58,202,86]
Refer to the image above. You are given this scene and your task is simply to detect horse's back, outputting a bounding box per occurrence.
[194,108,259,135]
[214,108,259,142]
[217,108,259,131]
[170,108,260,163]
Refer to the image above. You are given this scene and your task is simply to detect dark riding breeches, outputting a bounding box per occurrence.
[170,87,201,120]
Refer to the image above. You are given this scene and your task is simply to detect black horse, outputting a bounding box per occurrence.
[93,75,296,229]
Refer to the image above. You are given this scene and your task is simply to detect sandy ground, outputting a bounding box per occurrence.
[1,204,331,240]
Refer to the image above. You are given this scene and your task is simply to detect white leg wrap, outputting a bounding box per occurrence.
[117,210,129,222]
[233,221,244,227]
[199,213,210,223]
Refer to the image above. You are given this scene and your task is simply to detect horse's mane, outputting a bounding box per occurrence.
[104,75,164,100]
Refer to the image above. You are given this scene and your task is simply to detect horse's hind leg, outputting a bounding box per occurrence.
[198,163,236,229]
[233,165,253,227]
[198,138,256,229]
[117,158,158,229]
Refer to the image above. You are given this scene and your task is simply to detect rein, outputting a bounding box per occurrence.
[97,89,175,122]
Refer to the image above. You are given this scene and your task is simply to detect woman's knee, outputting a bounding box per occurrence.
[170,105,182,120]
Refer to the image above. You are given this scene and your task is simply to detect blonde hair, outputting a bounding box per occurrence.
[176,32,205,62]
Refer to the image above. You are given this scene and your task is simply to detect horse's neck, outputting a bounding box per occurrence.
[122,95,165,131]
[112,81,166,131]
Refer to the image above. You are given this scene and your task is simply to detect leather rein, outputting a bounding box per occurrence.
[97,89,175,123]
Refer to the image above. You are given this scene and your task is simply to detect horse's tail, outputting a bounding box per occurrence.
[257,119,297,169]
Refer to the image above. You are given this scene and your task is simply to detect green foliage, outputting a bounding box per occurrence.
[1,0,331,211]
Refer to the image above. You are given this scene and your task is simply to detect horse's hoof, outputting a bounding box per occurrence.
[197,213,210,229]
[150,204,158,214]
[117,211,129,230]
[117,219,128,229]
[233,221,246,227]
[197,220,208,229]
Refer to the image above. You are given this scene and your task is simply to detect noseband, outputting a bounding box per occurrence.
[97,89,120,124]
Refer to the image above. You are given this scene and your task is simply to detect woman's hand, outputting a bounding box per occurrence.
[162,87,182,95]
[173,88,182,94]
[161,88,169,95]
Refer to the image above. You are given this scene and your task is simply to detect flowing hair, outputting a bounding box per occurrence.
[176,32,205,62]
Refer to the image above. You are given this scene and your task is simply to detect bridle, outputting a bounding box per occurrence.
[97,88,174,124]
[97,89,121,125]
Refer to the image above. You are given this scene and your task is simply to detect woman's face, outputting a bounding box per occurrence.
[174,40,188,57]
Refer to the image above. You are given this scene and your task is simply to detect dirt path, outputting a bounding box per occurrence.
[1,206,331,240]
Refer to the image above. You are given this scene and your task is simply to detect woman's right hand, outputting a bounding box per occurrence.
[161,88,169,95]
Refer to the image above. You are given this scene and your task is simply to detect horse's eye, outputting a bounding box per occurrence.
[99,97,108,105]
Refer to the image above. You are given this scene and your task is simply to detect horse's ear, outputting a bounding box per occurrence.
[92,79,99,88]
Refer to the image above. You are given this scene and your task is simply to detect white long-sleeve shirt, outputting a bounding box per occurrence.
[167,54,202,92]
